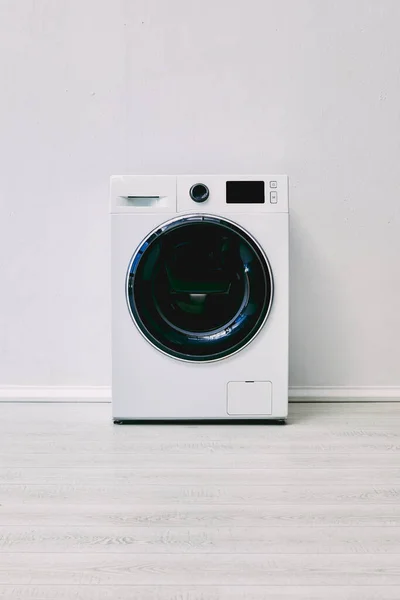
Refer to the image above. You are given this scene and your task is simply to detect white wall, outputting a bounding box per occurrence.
[1,0,400,390]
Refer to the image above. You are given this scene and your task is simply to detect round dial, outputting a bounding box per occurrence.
[190,183,209,203]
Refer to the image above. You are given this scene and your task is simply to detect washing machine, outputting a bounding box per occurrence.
[110,174,289,422]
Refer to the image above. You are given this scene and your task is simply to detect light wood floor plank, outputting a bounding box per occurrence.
[1,466,399,485]
[2,482,400,505]
[2,452,399,469]
[1,586,400,600]
[1,553,400,585]
[1,503,400,527]
[2,422,400,438]
[2,417,400,433]
[1,435,400,453]
[1,525,400,554]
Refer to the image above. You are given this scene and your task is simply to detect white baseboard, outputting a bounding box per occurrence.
[0,386,111,402]
[0,385,399,402]
[289,386,400,401]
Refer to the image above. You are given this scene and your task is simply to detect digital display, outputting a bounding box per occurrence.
[226,181,265,204]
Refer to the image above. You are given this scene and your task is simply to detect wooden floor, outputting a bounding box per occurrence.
[0,402,400,599]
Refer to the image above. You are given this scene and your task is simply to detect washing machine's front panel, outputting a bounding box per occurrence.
[126,215,273,362]
[111,174,288,420]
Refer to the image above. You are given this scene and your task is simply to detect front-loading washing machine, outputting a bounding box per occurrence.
[110,174,289,422]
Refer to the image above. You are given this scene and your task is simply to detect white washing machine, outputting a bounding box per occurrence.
[110,174,289,422]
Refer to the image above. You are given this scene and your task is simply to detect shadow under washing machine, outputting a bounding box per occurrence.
[110,174,289,422]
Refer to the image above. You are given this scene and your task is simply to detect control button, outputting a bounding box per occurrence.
[190,183,209,203]
[270,191,278,204]
[270,181,277,188]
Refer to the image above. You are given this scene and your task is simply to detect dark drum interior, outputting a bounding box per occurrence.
[127,216,273,362]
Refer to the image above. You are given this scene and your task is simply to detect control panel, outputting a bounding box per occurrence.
[110,175,288,214]
[177,175,288,214]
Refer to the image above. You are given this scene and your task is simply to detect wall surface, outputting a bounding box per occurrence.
[1,0,400,392]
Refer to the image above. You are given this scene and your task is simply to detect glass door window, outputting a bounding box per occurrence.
[127,215,273,362]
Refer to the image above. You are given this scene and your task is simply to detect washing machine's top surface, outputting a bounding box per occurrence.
[126,213,273,362]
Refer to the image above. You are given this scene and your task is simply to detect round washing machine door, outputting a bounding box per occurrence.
[126,214,273,362]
